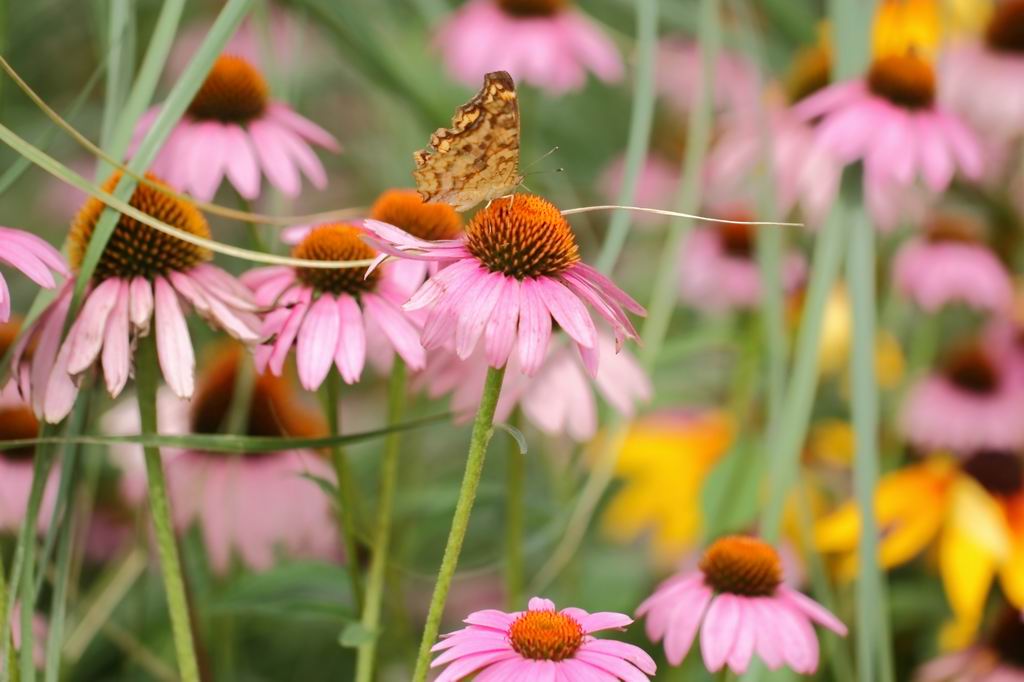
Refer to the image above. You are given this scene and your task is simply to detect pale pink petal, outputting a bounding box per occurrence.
[268,289,312,376]
[188,121,229,200]
[778,586,848,635]
[129,276,154,333]
[701,594,741,672]
[334,293,367,384]
[267,103,340,151]
[528,597,557,612]
[249,119,301,197]
[483,276,519,368]
[454,270,505,359]
[361,292,424,370]
[223,124,262,199]
[296,294,341,390]
[726,603,756,673]
[272,123,327,189]
[42,332,81,423]
[537,277,596,349]
[66,277,122,376]
[101,279,131,396]
[154,276,195,398]
[581,639,657,674]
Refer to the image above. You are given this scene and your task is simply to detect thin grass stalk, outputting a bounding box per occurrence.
[135,334,200,682]
[323,372,365,613]
[593,0,659,273]
[97,0,134,179]
[503,412,525,611]
[42,458,81,682]
[354,360,407,682]
[412,366,507,682]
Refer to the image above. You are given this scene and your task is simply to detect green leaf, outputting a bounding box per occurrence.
[338,623,376,649]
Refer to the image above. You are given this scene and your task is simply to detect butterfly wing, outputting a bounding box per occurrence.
[413,71,522,212]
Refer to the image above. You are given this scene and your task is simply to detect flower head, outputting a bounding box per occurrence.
[365,194,645,378]
[11,172,260,422]
[245,223,425,390]
[637,535,847,674]
[0,226,68,323]
[430,596,656,681]
[436,0,623,94]
[368,189,462,287]
[132,55,338,200]
[105,343,341,573]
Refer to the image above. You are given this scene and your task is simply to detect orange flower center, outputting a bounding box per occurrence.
[187,55,269,123]
[292,224,380,296]
[370,189,462,242]
[962,451,1024,498]
[0,405,38,461]
[943,344,1000,395]
[786,44,833,104]
[987,0,1024,54]
[508,610,584,661]
[867,54,935,109]
[464,194,580,279]
[189,343,325,449]
[925,213,983,245]
[699,535,783,597]
[69,172,211,282]
[497,0,570,17]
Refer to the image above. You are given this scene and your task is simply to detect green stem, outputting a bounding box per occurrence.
[135,334,200,682]
[504,413,525,611]
[761,208,847,541]
[223,352,255,436]
[593,0,659,274]
[354,360,407,682]
[323,372,365,613]
[847,208,894,682]
[411,366,507,682]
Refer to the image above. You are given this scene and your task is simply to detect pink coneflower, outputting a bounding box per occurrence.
[364,194,645,378]
[366,189,463,288]
[941,1,1024,141]
[132,54,338,201]
[106,344,342,573]
[901,342,1024,455]
[430,596,656,681]
[678,219,807,313]
[656,38,758,115]
[419,331,651,441]
[893,213,1013,314]
[0,226,68,323]
[794,53,983,230]
[10,172,261,423]
[916,608,1024,681]
[637,535,847,675]
[243,223,425,391]
[436,0,623,95]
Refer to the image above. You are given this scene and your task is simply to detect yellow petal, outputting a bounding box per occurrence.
[939,526,997,634]
[999,541,1024,609]
[873,0,943,61]
[948,477,1011,559]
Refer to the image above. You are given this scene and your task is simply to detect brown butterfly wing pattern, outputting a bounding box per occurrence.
[413,71,523,212]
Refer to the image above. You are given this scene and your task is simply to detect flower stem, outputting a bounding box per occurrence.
[323,372,365,613]
[354,360,407,682]
[411,366,506,682]
[135,334,200,682]
[504,412,525,611]
[761,208,847,541]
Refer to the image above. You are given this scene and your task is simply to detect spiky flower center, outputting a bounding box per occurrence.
[68,172,211,282]
[0,406,38,461]
[963,451,1024,497]
[508,611,584,661]
[465,194,580,279]
[292,224,380,296]
[370,189,462,242]
[189,344,325,450]
[987,0,1024,54]
[991,607,1024,668]
[943,344,1000,395]
[786,45,832,104]
[497,0,570,17]
[187,55,269,123]
[718,221,755,259]
[925,214,983,244]
[867,54,935,109]
[700,535,783,597]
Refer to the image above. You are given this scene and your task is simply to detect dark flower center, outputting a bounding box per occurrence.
[370,189,462,242]
[700,535,783,597]
[718,220,756,259]
[987,0,1024,54]
[867,54,935,109]
[69,172,211,282]
[991,607,1024,668]
[187,55,269,123]
[292,224,380,296]
[497,0,570,17]
[962,450,1024,497]
[189,343,325,451]
[925,213,983,244]
[943,345,1000,395]
[0,406,39,461]
[508,610,584,661]
[464,194,580,279]
[786,44,833,104]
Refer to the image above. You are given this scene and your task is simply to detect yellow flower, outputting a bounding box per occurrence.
[814,454,1024,647]
[873,0,944,61]
[602,411,732,566]
[808,419,856,466]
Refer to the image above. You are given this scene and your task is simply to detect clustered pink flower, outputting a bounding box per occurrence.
[0,226,68,323]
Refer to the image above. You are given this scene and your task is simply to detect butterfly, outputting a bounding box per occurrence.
[413,70,523,212]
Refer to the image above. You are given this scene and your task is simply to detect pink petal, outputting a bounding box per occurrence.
[528,597,557,612]
[517,277,552,375]
[43,328,80,422]
[188,121,228,200]
[296,294,341,390]
[267,103,340,151]
[334,293,367,384]
[664,582,713,665]
[700,594,741,672]
[268,290,312,376]
[273,122,328,189]
[537,277,596,349]
[581,639,657,674]
[483,276,519,368]
[66,277,122,376]
[454,270,505,359]
[223,124,262,199]
[249,119,301,197]
[129,276,154,333]
[778,586,848,635]
[726,603,756,673]
[101,279,131,396]
[361,292,424,370]
[154,276,195,398]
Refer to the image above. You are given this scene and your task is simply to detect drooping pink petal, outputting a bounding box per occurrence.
[43,327,82,423]
[517,277,552,376]
[700,594,741,672]
[296,294,341,390]
[101,279,132,396]
[361,292,424,370]
[454,270,505,359]
[249,119,301,197]
[267,103,340,151]
[66,277,123,376]
[483,276,520,369]
[154,276,195,398]
[129,276,154,333]
[334,294,367,384]
[272,122,328,189]
[188,121,229,200]
[223,124,262,199]
[536,276,596,349]
[268,289,312,376]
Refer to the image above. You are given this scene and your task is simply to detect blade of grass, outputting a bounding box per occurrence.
[96,0,134,178]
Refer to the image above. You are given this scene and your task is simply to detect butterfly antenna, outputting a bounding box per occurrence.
[522,145,560,171]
